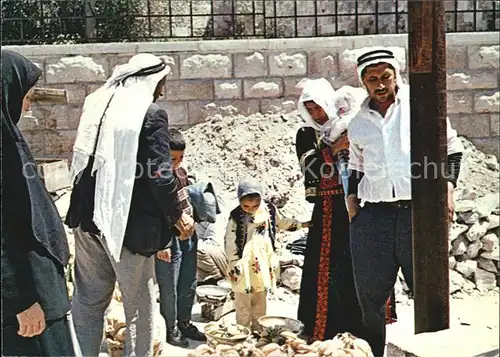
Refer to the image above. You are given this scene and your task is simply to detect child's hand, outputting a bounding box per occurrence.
[157,248,172,263]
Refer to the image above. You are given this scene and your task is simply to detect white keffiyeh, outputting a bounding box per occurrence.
[70,53,171,262]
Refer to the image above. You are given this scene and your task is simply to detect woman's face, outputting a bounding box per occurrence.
[304,100,328,125]
[240,196,261,216]
[22,87,35,113]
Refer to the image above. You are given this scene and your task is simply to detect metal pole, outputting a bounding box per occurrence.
[408,0,450,334]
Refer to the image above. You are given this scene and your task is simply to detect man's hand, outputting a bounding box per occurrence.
[346,194,361,222]
[447,181,455,222]
[16,302,45,337]
[331,133,350,157]
[175,213,194,241]
[157,248,172,263]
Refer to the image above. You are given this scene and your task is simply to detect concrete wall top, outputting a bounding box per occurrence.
[4,32,499,57]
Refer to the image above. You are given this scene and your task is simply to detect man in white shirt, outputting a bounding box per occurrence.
[346,49,463,356]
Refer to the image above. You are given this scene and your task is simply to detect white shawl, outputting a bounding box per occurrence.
[297,78,367,145]
[70,53,171,262]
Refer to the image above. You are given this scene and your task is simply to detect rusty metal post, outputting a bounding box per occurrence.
[408,0,450,334]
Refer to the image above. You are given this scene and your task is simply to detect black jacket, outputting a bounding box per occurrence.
[65,103,182,256]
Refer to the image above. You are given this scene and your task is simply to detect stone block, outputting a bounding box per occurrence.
[46,84,86,104]
[470,137,500,157]
[44,130,77,158]
[474,91,500,113]
[340,46,406,73]
[45,56,107,84]
[260,98,297,114]
[233,52,267,77]
[33,104,82,131]
[284,77,310,97]
[156,101,189,126]
[243,78,283,98]
[21,130,46,157]
[491,114,499,136]
[86,84,103,95]
[447,91,473,114]
[308,51,339,77]
[165,80,214,101]
[446,46,467,69]
[468,45,500,69]
[214,79,243,99]
[448,114,491,137]
[180,54,232,79]
[447,71,498,90]
[269,52,307,76]
[188,99,260,125]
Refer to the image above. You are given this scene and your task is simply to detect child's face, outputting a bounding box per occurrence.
[170,150,184,170]
[240,196,261,216]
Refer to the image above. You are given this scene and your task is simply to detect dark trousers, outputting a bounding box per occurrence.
[2,315,75,356]
[155,235,198,329]
[350,202,414,357]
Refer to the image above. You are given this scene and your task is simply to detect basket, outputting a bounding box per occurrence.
[258,316,304,334]
[204,323,251,347]
[106,338,162,357]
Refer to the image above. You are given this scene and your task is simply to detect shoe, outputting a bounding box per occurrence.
[166,326,189,348]
[178,321,206,341]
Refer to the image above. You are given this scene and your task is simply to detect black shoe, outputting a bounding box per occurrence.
[166,326,189,348]
[178,321,206,341]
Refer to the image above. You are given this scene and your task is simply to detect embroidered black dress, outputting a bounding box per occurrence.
[295,126,363,342]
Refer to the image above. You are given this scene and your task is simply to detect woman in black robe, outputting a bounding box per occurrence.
[295,79,363,342]
[1,50,75,356]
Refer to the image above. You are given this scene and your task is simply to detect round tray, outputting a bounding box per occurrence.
[217,279,231,289]
[204,323,251,346]
[257,316,304,333]
[196,285,231,300]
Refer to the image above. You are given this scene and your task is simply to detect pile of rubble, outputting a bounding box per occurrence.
[449,141,499,293]
[183,111,500,294]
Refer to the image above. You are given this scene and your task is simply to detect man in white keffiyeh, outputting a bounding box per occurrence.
[65,53,194,356]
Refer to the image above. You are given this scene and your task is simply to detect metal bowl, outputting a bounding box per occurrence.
[258,316,304,333]
[196,285,231,300]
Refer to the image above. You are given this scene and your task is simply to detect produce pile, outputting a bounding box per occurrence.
[189,328,374,357]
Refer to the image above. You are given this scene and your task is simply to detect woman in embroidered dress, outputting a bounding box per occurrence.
[224,177,309,332]
[295,79,364,342]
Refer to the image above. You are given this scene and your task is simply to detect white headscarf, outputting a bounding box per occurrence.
[297,78,367,144]
[70,53,171,262]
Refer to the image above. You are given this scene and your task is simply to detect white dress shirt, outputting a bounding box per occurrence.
[348,84,463,203]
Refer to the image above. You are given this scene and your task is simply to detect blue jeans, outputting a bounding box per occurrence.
[155,235,198,329]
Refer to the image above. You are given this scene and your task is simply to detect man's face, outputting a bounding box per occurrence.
[304,101,328,125]
[362,63,397,104]
[153,76,167,102]
[170,149,184,170]
[240,196,261,216]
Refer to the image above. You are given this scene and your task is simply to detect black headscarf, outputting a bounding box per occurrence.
[1,50,69,266]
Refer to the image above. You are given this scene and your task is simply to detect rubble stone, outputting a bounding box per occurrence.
[487,215,500,230]
[474,268,497,291]
[457,211,480,225]
[46,56,107,84]
[466,239,483,259]
[449,269,466,294]
[468,45,500,69]
[481,232,499,252]
[180,54,232,79]
[466,221,490,241]
[455,260,478,280]
[475,193,500,218]
[480,245,500,261]
[269,53,307,76]
[451,236,469,256]
[449,223,469,241]
[477,256,499,274]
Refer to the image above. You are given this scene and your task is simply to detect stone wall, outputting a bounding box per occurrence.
[4,32,499,160]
